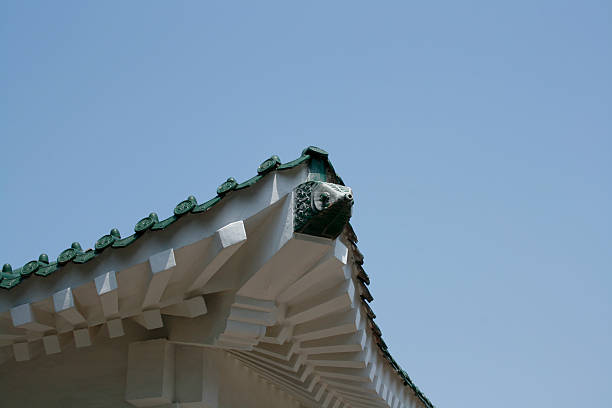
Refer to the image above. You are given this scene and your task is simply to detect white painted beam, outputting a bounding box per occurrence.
[260,326,293,345]
[292,308,362,342]
[42,334,61,355]
[299,330,368,355]
[314,382,328,402]
[278,240,349,304]
[95,271,119,318]
[223,320,266,339]
[306,374,321,392]
[10,303,55,332]
[329,379,381,396]
[247,350,304,373]
[253,341,297,361]
[187,220,247,293]
[12,342,30,362]
[286,279,356,325]
[161,296,207,318]
[238,351,300,374]
[322,390,335,408]
[74,327,96,348]
[299,363,314,382]
[94,271,125,337]
[53,287,86,326]
[316,366,374,382]
[307,351,368,369]
[234,296,276,312]
[142,248,176,309]
[132,309,164,330]
[228,306,276,326]
[236,232,331,301]
[106,318,124,338]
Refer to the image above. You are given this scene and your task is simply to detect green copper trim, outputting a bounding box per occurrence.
[257,155,281,175]
[192,196,221,213]
[236,175,263,191]
[0,277,20,289]
[278,154,309,170]
[112,234,139,248]
[302,145,328,158]
[1,264,20,280]
[217,177,238,196]
[74,250,96,264]
[151,215,178,231]
[174,196,197,216]
[95,237,112,252]
[96,229,121,252]
[308,157,327,182]
[58,242,83,265]
[135,212,159,233]
[3,147,325,291]
[36,262,58,277]
[95,235,115,251]
[302,146,329,182]
[57,248,77,264]
[21,260,40,276]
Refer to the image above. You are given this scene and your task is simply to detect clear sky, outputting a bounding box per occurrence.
[1,2,610,407]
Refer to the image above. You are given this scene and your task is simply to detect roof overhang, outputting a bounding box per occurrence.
[0,147,433,408]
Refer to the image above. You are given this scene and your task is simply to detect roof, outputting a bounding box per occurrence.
[0,146,434,408]
[0,146,337,291]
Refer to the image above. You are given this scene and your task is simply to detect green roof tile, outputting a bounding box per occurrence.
[217,177,238,196]
[257,155,281,175]
[1,147,326,290]
[73,250,96,264]
[134,212,159,233]
[95,229,120,252]
[174,196,197,216]
[192,196,221,214]
[151,215,179,231]
[277,154,309,170]
[235,175,263,190]
[21,260,39,276]
[112,234,140,248]
[35,262,58,277]
[57,242,83,265]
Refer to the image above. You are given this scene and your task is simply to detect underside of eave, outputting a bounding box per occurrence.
[0,146,435,408]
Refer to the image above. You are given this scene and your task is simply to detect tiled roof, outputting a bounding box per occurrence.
[0,146,435,408]
[0,147,323,291]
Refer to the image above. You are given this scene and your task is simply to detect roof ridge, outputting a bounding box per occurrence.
[0,146,336,291]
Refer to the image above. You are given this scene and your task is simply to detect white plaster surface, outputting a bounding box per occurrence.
[0,164,418,408]
[43,335,61,355]
[95,270,118,295]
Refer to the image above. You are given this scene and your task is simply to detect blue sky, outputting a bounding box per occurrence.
[1,2,610,407]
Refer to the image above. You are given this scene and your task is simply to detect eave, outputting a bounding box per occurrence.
[0,146,434,408]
